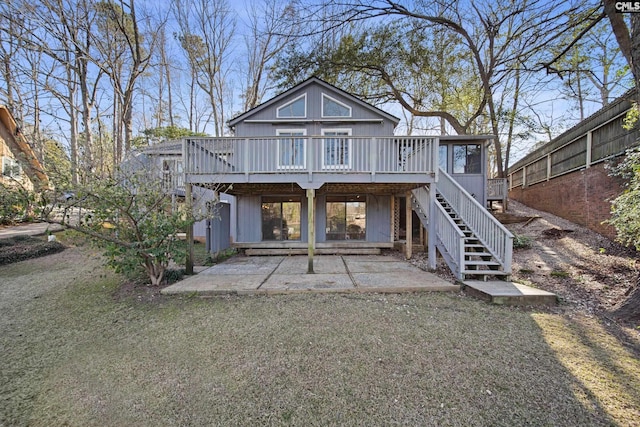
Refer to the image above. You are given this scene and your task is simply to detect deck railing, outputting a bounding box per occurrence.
[437,169,513,273]
[487,178,507,202]
[434,196,466,278]
[183,136,437,178]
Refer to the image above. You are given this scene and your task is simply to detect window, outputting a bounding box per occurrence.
[439,145,448,171]
[2,156,22,178]
[276,94,306,118]
[261,197,301,241]
[322,94,351,117]
[453,144,481,174]
[326,196,366,240]
[322,129,351,169]
[277,130,306,169]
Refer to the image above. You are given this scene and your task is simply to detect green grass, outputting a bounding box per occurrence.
[1,247,639,426]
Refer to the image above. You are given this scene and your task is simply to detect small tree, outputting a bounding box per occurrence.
[42,161,214,286]
[607,146,640,321]
[0,182,36,225]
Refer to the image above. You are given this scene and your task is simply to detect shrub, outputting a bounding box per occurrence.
[0,184,36,225]
[513,234,533,249]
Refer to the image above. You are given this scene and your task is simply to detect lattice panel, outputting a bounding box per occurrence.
[393,196,400,241]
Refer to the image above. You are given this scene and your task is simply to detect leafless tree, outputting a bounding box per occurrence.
[92,0,157,164]
[283,0,598,177]
[241,0,298,111]
[173,0,236,136]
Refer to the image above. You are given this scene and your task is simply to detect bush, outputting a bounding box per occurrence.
[0,184,36,225]
[513,234,533,249]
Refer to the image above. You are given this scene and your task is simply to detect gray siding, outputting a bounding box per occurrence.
[440,139,488,206]
[234,82,397,137]
[365,194,392,242]
[236,196,262,242]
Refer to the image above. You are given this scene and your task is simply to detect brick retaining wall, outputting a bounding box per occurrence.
[509,163,625,241]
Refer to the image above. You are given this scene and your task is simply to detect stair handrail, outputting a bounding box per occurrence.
[437,168,513,273]
[410,186,430,223]
[434,198,466,280]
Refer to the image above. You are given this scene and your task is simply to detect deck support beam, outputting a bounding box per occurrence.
[307,188,316,273]
[185,183,194,275]
[405,192,412,259]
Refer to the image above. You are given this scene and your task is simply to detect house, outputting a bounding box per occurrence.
[508,89,639,241]
[182,77,512,280]
[0,105,49,191]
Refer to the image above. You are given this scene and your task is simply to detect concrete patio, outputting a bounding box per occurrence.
[161,254,460,296]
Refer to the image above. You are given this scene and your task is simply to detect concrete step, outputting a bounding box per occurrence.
[245,248,381,256]
[463,280,558,306]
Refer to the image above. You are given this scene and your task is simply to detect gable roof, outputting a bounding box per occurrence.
[0,106,49,189]
[228,76,400,127]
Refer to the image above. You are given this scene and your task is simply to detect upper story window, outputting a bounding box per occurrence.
[453,144,481,174]
[322,94,351,117]
[2,156,22,179]
[277,94,306,118]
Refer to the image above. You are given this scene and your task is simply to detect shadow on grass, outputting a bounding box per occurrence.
[2,246,639,426]
[532,313,640,426]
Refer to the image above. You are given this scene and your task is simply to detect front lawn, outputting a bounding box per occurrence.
[1,244,639,426]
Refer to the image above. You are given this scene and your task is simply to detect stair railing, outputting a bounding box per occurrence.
[437,169,513,274]
[411,186,430,224]
[434,199,466,279]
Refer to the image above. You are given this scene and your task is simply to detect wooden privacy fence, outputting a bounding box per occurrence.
[508,91,639,189]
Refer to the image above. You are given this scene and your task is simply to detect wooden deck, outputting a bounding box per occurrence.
[183,136,438,189]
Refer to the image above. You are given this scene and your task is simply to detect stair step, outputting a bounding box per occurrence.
[465,246,486,251]
[465,251,492,257]
[462,270,511,276]
[465,260,502,267]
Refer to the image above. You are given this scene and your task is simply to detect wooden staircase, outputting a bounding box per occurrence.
[411,169,513,282]
[436,193,510,281]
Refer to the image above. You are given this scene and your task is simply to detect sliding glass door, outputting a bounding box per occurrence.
[326,197,366,240]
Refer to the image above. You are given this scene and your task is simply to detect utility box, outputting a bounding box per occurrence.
[206,202,231,254]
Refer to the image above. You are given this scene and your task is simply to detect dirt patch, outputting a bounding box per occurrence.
[503,201,638,326]
[493,212,538,224]
[113,280,168,304]
[541,228,574,239]
[0,235,65,265]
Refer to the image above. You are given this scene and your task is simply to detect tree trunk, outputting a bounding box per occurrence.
[613,270,640,322]
[145,259,166,287]
[632,14,640,103]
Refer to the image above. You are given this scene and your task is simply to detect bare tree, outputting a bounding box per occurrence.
[281,0,599,177]
[92,0,157,164]
[2,0,104,185]
[241,0,298,111]
[173,0,236,136]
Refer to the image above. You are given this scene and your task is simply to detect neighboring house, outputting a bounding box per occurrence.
[182,77,512,280]
[124,141,236,244]
[0,105,49,191]
[508,89,639,241]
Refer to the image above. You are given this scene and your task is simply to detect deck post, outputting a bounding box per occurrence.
[307,188,315,273]
[427,185,436,270]
[405,192,412,259]
[390,196,395,243]
[185,183,194,275]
